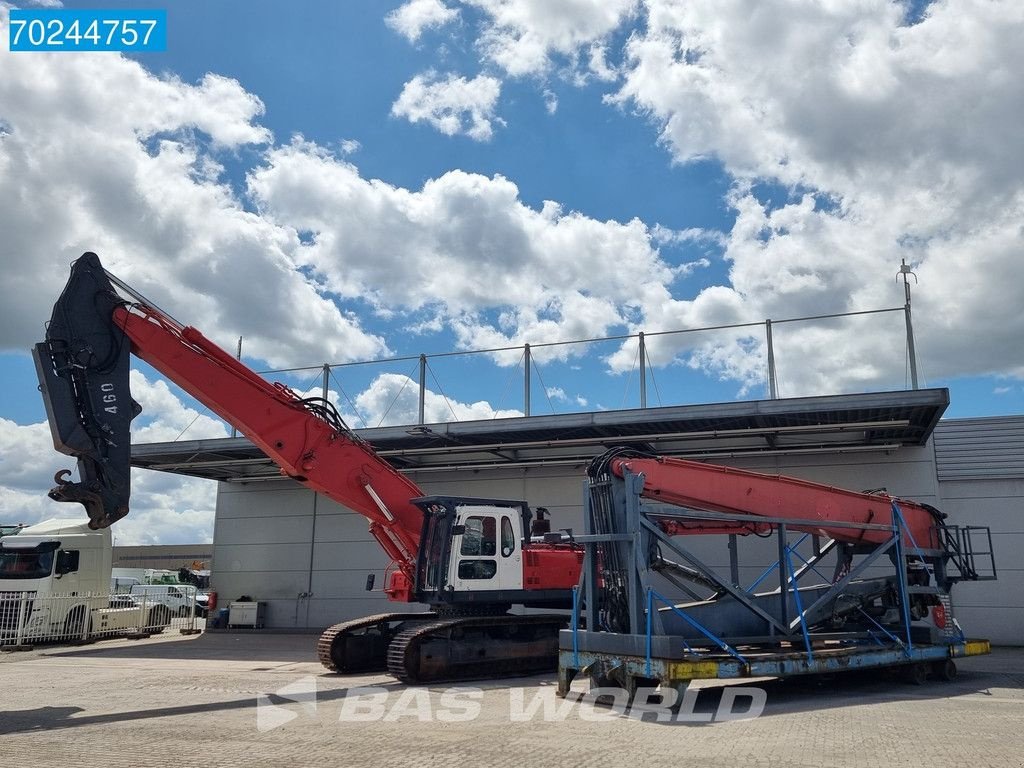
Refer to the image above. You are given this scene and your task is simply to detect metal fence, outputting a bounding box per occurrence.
[0,589,204,648]
[248,304,918,428]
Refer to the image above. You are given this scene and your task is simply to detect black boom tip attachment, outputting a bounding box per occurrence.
[34,252,139,529]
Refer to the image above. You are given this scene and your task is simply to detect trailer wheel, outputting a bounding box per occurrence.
[930,659,957,682]
[903,662,929,685]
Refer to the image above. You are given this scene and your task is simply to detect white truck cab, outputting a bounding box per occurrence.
[0,518,170,641]
[1,518,109,593]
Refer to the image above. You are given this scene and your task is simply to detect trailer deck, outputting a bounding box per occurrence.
[557,636,992,696]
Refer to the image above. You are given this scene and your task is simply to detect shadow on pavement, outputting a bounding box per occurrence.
[5,640,1021,733]
[0,681,406,736]
[36,631,320,663]
[2,664,1020,735]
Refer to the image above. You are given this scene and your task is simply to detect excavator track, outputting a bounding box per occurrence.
[318,612,436,673]
[385,614,569,684]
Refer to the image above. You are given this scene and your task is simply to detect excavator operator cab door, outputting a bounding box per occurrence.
[448,505,523,593]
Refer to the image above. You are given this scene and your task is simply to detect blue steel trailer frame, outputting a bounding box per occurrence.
[557,639,992,697]
[557,465,994,700]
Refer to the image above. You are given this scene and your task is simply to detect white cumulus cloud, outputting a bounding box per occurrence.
[602,0,1024,392]
[0,370,220,545]
[247,138,677,366]
[463,0,638,77]
[386,0,459,42]
[389,1,1024,395]
[348,373,523,426]
[0,9,387,369]
[391,71,503,140]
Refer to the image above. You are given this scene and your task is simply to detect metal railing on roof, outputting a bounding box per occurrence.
[251,305,916,427]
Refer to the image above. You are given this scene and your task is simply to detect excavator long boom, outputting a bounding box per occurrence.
[34,253,424,593]
[603,451,942,546]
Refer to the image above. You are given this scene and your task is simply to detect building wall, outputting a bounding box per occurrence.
[210,441,945,630]
[112,544,212,571]
[933,416,1024,645]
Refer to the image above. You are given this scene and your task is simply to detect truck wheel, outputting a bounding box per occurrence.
[63,607,91,641]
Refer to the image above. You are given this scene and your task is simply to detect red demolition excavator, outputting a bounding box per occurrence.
[34,252,992,685]
[33,253,583,682]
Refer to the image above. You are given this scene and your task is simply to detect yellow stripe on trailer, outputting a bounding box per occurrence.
[666,660,721,680]
[959,639,991,657]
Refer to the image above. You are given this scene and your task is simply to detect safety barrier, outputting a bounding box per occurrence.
[249,304,915,428]
[0,588,204,648]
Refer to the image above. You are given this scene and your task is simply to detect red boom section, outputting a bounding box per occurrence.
[115,305,425,596]
[610,455,939,546]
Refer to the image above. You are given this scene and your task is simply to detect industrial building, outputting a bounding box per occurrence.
[132,388,1022,644]
[111,544,212,571]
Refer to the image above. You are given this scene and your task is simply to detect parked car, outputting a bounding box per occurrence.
[108,594,136,609]
[129,584,196,617]
[111,575,141,594]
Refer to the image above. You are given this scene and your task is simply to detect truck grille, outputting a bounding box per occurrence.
[0,592,35,634]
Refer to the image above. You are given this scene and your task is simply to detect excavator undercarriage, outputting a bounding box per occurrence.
[317,611,569,684]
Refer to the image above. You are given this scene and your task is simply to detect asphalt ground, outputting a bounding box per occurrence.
[2,631,1022,768]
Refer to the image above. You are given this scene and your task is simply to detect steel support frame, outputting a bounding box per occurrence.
[790,535,900,632]
[578,468,922,650]
[638,516,791,636]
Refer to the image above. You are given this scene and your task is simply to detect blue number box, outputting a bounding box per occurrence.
[8,8,167,52]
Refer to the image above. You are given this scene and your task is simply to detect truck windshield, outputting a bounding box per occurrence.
[0,550,55,579]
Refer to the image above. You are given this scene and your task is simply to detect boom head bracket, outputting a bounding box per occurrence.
[33,252,141,529]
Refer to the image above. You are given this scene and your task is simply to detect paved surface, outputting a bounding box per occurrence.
[2,632,1023,768]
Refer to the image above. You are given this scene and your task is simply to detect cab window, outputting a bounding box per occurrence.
[458,515,497,580]
[0,550,54,579]
[460,516,496,556]
[457,560,497,580]
[501,516,515,557]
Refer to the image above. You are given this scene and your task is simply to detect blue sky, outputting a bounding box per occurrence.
[2,0,1022,541]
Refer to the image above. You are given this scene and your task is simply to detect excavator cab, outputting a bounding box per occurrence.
[412,496,531,605]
